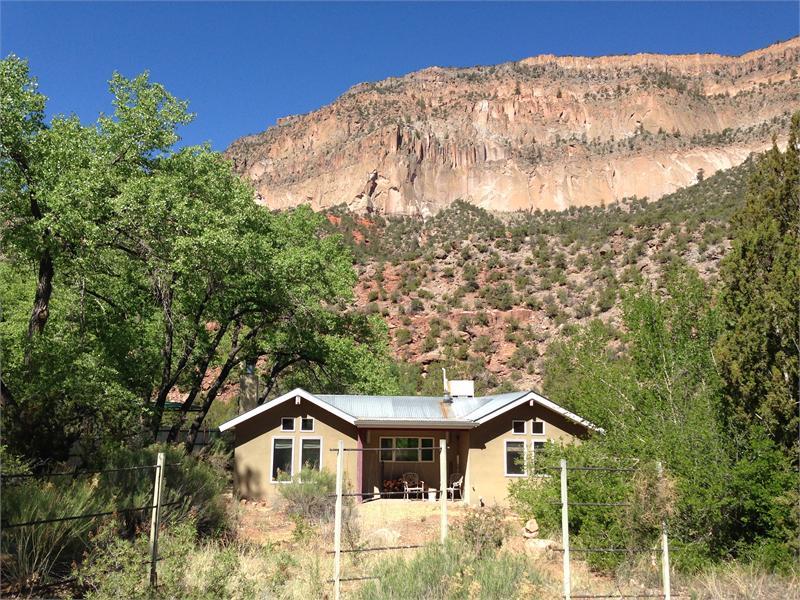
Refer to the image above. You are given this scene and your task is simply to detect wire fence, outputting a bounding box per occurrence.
[555,459,672,600]
[0,453,184,595]
[328,439,456,600]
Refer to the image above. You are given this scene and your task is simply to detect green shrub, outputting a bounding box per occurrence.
[454,505,511,557]
[355,538,543,600]
[0,443,229,591]
[277,467,336,522]
[1,478,112,589]
[509,344,539,371]
[101,444,229,536]
[472,335,493,354]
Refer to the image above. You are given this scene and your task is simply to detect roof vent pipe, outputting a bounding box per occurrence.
[442,368,452,404]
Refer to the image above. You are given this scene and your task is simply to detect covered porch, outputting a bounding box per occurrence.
[356,427,470,502]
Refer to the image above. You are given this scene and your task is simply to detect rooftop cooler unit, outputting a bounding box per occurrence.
[448,379,475,399]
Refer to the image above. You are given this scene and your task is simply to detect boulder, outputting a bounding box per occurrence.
[522,518,539,538]
[524,538,556,556]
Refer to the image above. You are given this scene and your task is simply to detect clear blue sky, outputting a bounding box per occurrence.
[2,2,798,151]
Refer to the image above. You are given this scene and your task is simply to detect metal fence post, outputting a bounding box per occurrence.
[333,441,344,600]
[440,438,447,544]
[657,461,671,600]
[561,458,571,600]
[149,452,165,588]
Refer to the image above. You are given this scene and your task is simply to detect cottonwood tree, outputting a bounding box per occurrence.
[518,268,798,570]
[1,56,396,462]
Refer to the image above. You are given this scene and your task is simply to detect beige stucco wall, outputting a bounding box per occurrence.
[233,398,358,501]
[232,399,589,505]
[466,404,587,506]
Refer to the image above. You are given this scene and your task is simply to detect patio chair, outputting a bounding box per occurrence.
[446,472,464,500]
[402,472,424,500]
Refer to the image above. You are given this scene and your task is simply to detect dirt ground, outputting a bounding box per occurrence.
[233,495,473,548]
[232,495,796,599]
[231,495,624,597]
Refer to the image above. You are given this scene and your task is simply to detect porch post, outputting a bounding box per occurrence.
[356,429,364,503]
[440,438,447,543]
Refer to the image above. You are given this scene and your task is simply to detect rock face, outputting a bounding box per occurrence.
[226,38,799,215]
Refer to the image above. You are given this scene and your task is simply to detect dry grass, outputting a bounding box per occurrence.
[678,564,800,600]
[231,498,798,599]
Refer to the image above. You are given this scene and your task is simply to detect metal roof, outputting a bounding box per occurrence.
[317,394,447,420]
[219,387,600,432]
[316,391,529,421]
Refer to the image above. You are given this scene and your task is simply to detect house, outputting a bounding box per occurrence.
[219,380,600,505]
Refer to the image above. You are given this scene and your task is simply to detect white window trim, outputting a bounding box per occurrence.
[379,436,436,463]
[270,436,294,483]
[297,436,323,472]
[504,439,527,477]
[512,419,526,434]
[531,419,546,436]
[300,417,315,432]
[281,417,295,432]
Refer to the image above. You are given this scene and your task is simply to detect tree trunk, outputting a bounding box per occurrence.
[183,358,241,454]
[0,377,15,408]
[24,250,54,365]
[150,278,176,438]
[166,321,230,443]
[183,321,265,453]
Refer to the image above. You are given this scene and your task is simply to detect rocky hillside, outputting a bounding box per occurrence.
[227,38,798,216]
[323,155,756,394]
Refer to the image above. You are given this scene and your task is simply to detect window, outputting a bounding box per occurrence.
[531,441,546,473]
[281,417,295,431]
[379,437,435,462]
[531,420,545,435]
[505,440,526,476]
[271,438,294,481]
[300,438,321,470]
[301,418,314,432]
[420,438,435,461]
[512,420,526,434]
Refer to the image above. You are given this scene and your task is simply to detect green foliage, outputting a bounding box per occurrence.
[1,478,112,589]
[395,328,412,345]
[716,113,800,452]
[101,444,230,536]
[277,467,336,522]
[355,539,544,600]
[1,57,399,462]
[512,268,799,572]
[453,506,511,557]
[0,443,229,591]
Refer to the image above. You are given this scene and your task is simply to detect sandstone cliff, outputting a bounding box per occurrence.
[226,38,799,215]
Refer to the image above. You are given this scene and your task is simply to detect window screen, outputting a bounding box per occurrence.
[272,438,293,481]
[505,441,525,476]
[300,439,321,470]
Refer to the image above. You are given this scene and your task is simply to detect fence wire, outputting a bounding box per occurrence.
[2,498,187,529]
